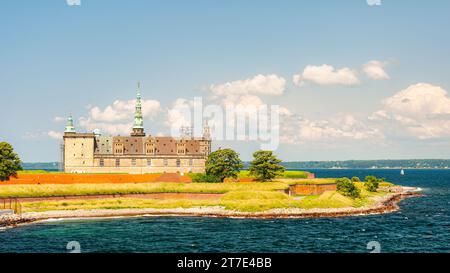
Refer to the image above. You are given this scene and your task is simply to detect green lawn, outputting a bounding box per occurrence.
[238,170,309,179]
[20,187,382,213]
[17,170,54,174]
[2,177,395,213]
[0,182,289,198]
[0,179,339,198]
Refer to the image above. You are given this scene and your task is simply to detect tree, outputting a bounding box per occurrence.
[205,148,244,182]
[336,177,360,198]
[351,176,360,182]
[0,142,22,181]
[364,175,380,192]
[249,150,285,181]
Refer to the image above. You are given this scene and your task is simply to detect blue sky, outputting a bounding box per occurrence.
[1,0,450,162]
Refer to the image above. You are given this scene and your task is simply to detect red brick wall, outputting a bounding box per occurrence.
[290,183,336,195]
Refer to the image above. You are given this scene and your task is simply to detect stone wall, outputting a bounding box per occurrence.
[64,165,205,174]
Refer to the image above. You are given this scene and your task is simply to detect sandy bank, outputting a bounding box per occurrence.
[1,187,422,229]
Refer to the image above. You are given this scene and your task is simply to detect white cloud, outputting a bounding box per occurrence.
[210,74,286,96]
[53,116,65,123]
[89,99,160,122]
[371,83,450,139]
[78,117,133,135]
[47,131,63,140]
[22,131,64,140]
[221,94,265,108]
[167,98,194,129]
[383,83,450,117]
[363,60,390,80]
[22,132,45,140]
[293,64,360,86]
[367,0,382,6]
[67,0,81,6]
[292,74,304,87]
[77,98,161,135]
[281,114,383,144]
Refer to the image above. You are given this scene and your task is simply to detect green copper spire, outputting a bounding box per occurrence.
[131,82,146,136]
[133,82,144,129]
[64,116,75,133]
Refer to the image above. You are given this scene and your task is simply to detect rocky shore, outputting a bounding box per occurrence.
[0,187,422,229]
[0,214,36,229]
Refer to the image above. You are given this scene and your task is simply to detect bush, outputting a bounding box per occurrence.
[190,173,222,183]
[351,176,360,182]
[336,177,360,198]
[364,175,380,192]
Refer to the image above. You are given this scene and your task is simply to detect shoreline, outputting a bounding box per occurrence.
[0,187,422,230]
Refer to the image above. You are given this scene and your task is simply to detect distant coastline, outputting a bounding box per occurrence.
[281,159,450,170]
[23,159,450,171]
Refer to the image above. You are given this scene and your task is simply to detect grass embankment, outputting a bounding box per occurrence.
[0,182,289,198]
[20,189,381,213]
[0,179,395,213]
[0,178,336,198]
[21,191,301,213]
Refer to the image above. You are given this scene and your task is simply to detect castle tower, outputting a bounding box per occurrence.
[131,82,146,137]
[64,116,76,133]
[203,120,211,140]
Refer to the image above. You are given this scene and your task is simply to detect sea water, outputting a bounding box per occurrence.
[0,169,449,253]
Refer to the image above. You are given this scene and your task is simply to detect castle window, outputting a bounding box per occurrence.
[163,159,168,167]
[132,158,136,166]
[115,159,120,167]
[100,158,104,167]
[176,159,181,167]
[147,159,152,166]
[189,159,193,166]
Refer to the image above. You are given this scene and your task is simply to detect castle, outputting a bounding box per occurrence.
[63,85,211,174]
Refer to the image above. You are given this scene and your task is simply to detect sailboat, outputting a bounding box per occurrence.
[400,169,405,176]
